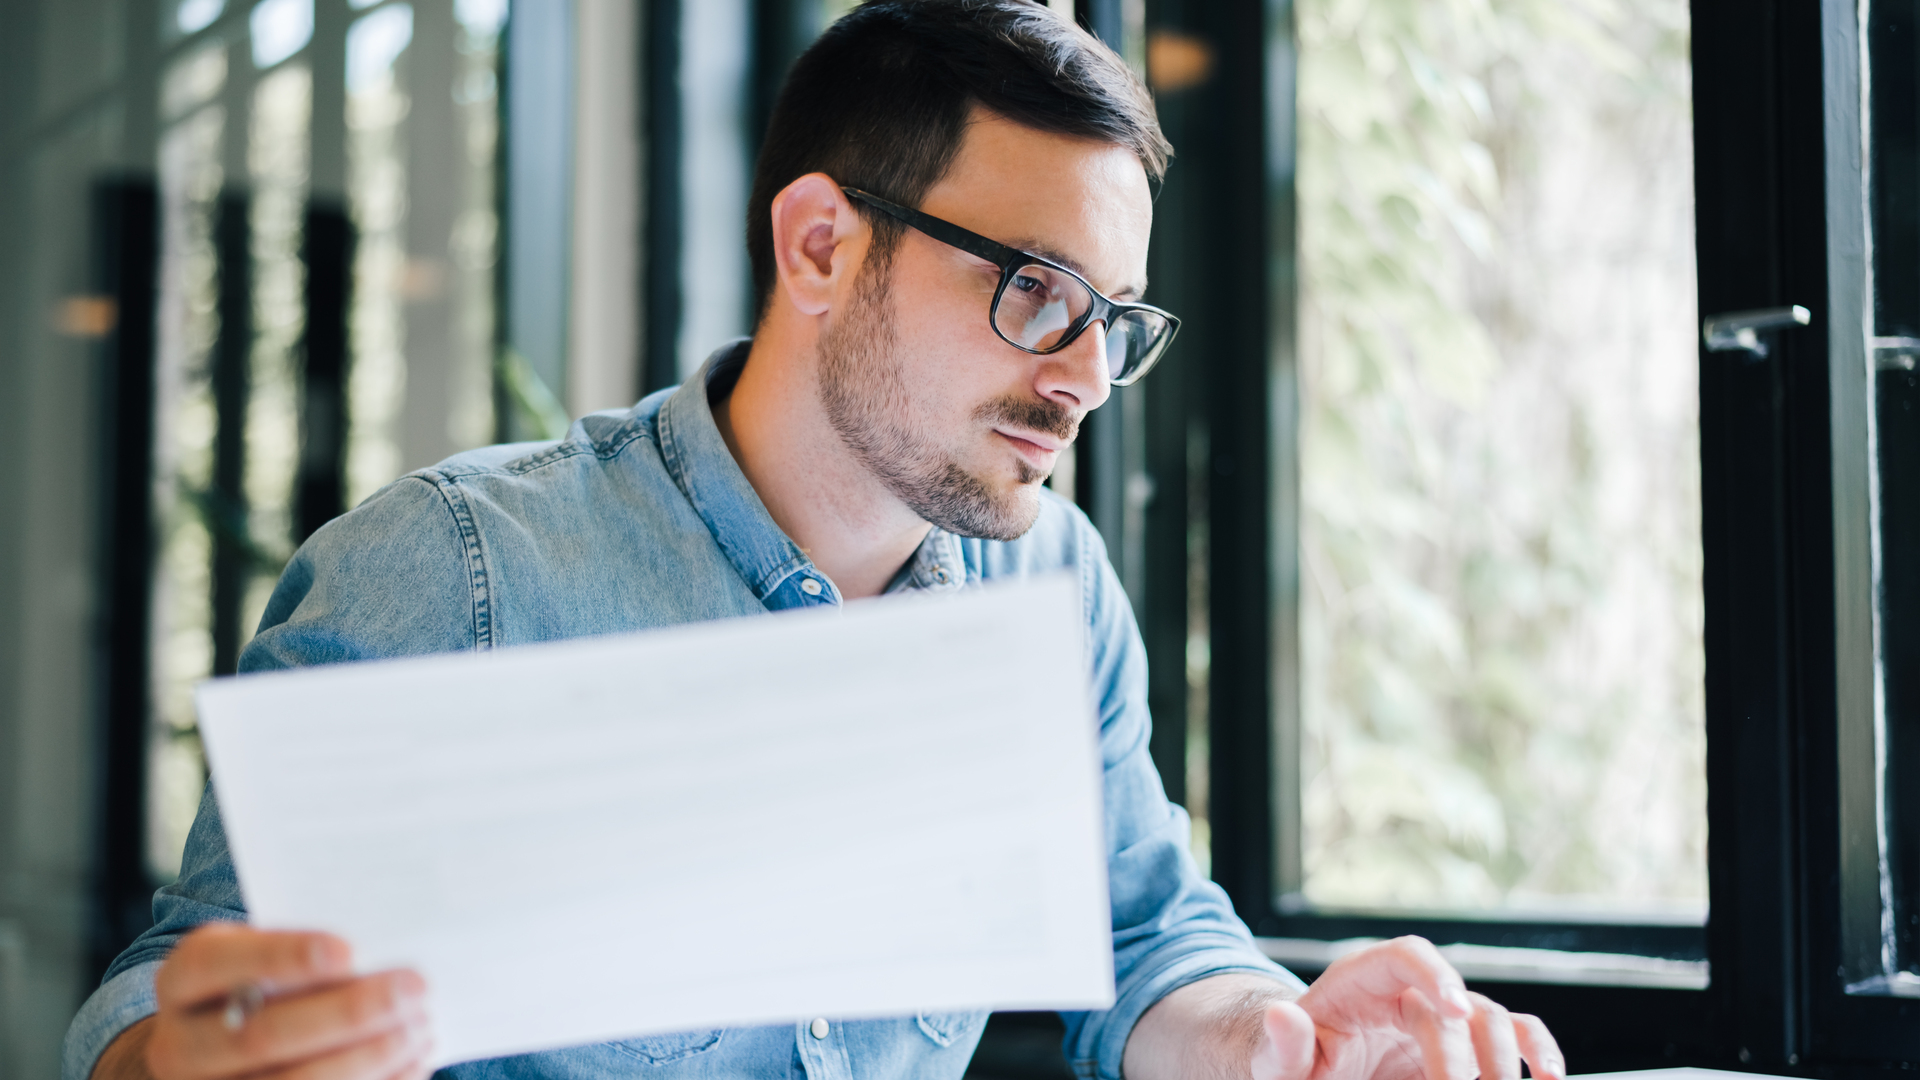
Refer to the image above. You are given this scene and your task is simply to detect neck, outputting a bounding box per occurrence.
[712,321,932,601]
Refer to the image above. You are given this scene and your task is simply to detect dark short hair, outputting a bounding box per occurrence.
[746,0,1171,318]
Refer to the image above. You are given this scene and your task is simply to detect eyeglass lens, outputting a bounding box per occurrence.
[1105,309,1170,383]
[993,261,1170,382]
[995,262,1086,351]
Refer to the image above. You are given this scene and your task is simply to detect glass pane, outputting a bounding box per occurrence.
[348,0,500,500]
[677,0,753,379]
[149,57,227,879]
[174,0,228,37]
[345,1,417,497]
[1292,0,1706,918]
[145,0,503,881]
[246,61,312,626]
[1868,0,1920,980]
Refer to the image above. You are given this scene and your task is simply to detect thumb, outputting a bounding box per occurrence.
[1250,1001,1316,1080]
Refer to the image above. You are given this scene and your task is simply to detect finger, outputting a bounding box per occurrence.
[384,1058,436,1080]
[1397,986,1472,1080]
[1512,1013,1566,1080]
[1466,993,1521,1080]
[156,924,354,1009]
[373,1037,435,1080]
[160,971,427,1079]
[246,1021,430,1080]
[1249,1001,1316,1080]
[1322,937,1472,1020]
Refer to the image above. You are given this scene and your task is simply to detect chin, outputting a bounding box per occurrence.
[981,467,1050,538]
[907,466,1045,543]
[996,483,1047,536]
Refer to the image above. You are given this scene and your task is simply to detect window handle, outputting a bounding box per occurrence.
[1702,305,1810,359]
[1874,337,1920,372]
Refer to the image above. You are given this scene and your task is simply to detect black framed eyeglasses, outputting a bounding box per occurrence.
[841,187,1180,386]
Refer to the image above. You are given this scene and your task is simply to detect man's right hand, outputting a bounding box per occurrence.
[92,923,432,1080]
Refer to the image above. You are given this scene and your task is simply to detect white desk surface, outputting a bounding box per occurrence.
[1574,1060,1781,1068]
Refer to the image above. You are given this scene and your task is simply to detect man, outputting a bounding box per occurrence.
[68,3,1565,1079]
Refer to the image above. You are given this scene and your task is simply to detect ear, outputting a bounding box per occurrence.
[768,173,867,317]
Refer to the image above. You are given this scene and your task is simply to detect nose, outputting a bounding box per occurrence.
[1034,319,1113,412]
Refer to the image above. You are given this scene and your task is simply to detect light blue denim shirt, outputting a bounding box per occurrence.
[65,341,1300,1080]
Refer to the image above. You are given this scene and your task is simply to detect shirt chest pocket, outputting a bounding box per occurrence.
[914,1009,985,1048]
[611,1029,725,1065]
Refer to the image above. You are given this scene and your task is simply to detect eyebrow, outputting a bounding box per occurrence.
[1003,239,1149,301]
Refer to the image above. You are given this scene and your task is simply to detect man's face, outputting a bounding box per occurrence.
[817,109,1154,542]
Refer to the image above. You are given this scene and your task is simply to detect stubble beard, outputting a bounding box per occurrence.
[817,257,1080,543]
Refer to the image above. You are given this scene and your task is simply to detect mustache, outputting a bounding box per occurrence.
[976,395,1080,444]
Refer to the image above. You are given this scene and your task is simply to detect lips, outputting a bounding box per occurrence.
[995,429,1064,472]
[995,427,1067,454]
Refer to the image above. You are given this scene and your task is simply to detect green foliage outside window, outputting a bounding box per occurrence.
[1294,0,1707,916]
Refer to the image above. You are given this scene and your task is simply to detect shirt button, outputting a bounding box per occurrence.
[800,577,823,596]
[809,1017,829,1039]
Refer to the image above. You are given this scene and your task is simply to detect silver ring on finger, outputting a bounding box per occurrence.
[221,982,266,1032]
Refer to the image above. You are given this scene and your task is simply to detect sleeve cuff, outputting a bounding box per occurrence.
[62,960,162,1080]
[1070,945,1306,1080]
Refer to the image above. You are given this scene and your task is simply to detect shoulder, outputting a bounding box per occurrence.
[412,393,666,493]
[298,393,665,550]
[331,391,678,551]
[245,392,679,667]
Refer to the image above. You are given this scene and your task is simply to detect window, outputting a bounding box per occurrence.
[1147,0,1709,974]
[1156,0,1920,1069]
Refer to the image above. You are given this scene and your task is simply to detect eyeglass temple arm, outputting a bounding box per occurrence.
[841,187,1177,329]
[840,187,1022,269]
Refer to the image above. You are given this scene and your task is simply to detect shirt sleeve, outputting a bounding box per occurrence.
[61,783,243,1080]
[1057,522,1305,1080]
[61,476,479,1080]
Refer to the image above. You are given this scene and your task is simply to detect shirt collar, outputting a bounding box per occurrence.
[656,339,967,609]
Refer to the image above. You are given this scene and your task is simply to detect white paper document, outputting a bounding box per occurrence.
[197,576,1114,1067]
